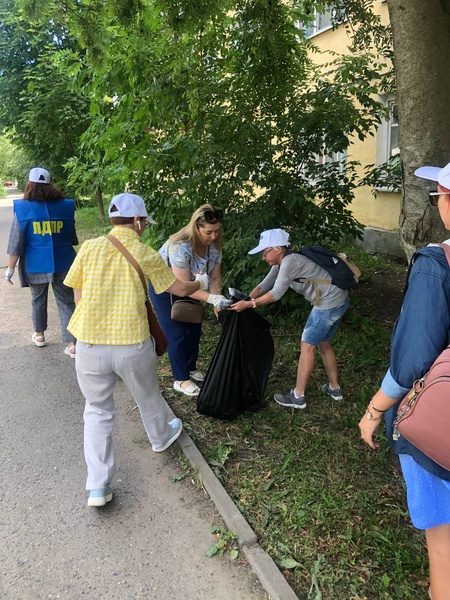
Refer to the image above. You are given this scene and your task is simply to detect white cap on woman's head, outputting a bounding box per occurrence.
[29,167,50,184]
[415,162,450,189]
[108,193,156,224]
[248,229,290,254]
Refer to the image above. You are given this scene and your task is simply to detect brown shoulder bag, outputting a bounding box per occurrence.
[106,234,167,356]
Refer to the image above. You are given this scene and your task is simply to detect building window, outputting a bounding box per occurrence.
[304,7,346,38]
[318,149,347,169]
[387,100,399,157]
[374,95,401,192]
[303,148,347,184]
[376,96,399,166]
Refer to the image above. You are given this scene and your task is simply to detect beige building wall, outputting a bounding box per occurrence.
[308,1,400,231]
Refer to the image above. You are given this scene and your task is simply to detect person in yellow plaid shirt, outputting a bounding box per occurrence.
[64,193,209,508]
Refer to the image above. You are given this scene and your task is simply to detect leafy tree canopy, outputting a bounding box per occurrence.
[4,0,391,288]
[0,0,92,190]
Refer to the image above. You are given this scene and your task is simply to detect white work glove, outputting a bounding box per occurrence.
[4,267,14,284]
[207,294,233,309]
[195,272,209,291]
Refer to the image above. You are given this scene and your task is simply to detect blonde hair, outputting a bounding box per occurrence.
[169,204,223,255]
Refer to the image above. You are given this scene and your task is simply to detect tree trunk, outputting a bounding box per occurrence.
[96,184,105,220]
[388,0,450,258]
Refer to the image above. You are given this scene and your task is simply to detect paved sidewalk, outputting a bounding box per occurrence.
[0,200,299,600]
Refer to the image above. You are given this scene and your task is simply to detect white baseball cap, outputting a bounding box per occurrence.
[29,167,50,184]
[415,162,450,189]
[248,229,290,254]
[108,193,156,224]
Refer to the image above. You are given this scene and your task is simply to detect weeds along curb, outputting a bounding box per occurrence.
[166,404,299,600]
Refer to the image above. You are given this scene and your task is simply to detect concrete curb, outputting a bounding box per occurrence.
[167,406,299,600]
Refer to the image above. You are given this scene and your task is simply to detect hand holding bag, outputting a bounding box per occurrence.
[106,234,167,356]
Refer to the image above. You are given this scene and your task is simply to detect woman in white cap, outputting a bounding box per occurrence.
[4,167,77,356]
[360,162,450,599]
[149,204,232,397]
[230,228,349,408]
[63,192,208,507]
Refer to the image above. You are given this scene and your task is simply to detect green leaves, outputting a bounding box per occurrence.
[206,526,239,559]
[279,557,301,569]
[3,0,390,266]
[0,0,92,189]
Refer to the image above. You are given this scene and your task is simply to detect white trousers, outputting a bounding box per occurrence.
[76,338,172,490]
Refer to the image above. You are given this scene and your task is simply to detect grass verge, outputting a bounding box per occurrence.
[75,209,427,600]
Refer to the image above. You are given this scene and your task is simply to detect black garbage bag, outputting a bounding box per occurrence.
[197,288,274,421]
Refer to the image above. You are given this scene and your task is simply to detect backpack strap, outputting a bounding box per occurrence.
[286,251,332,306]
[436,243,450,267]
[295,277,332,306]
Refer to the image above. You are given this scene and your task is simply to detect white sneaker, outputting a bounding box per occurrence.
[153,418,183,453]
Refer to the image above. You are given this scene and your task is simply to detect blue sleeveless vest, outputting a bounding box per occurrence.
[14,199,76,273]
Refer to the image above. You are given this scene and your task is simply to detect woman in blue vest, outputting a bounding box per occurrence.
[4,168,78,356]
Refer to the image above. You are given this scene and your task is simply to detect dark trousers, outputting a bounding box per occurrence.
[149,285,201,381]
[30,280,76,343]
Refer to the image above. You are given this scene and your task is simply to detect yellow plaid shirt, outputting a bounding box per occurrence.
[64,227,176,344]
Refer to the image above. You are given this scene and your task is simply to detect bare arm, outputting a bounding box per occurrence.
[170,265,210,301]
[208,264,222,295]
[249,285,264,298]
[359,389,398,450]
[74,288,82,305]
[7,254,19,269]
[208,264,223,317]
[230,289,276,312]
[167,278,201,297]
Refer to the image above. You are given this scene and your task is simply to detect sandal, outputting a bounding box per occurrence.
[32,332,46,347]
[189,370,205,383]
[64,345,76,359]
[173,380,200,397]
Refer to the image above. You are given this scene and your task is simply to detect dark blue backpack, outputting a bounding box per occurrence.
[285,246,360,290]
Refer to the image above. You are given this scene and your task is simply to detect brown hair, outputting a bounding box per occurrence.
[109,203,135,225]
[23,181,65,202]
[109,217,135,225]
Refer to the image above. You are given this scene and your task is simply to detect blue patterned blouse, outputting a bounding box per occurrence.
[159,239,222,279]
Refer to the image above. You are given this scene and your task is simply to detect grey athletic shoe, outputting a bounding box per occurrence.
[88,485,113,508]
[322,383,343,401]
[273,389,307,409]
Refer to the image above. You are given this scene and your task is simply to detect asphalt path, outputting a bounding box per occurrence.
[0,191,266,600]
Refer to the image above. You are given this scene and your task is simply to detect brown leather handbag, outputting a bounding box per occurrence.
[393,345,450,470]
[106,235,167,356]
[170,298,204,324]
[167,247,206,324]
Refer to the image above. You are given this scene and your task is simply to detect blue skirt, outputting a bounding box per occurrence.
[400,454,450,530]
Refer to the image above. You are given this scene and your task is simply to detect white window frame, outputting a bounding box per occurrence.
[301,148,347,185]
[375,95,400,192]
[317,149,347,169]
[304,7,347,38]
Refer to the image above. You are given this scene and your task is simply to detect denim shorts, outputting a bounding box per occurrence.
[301,297,350,346]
